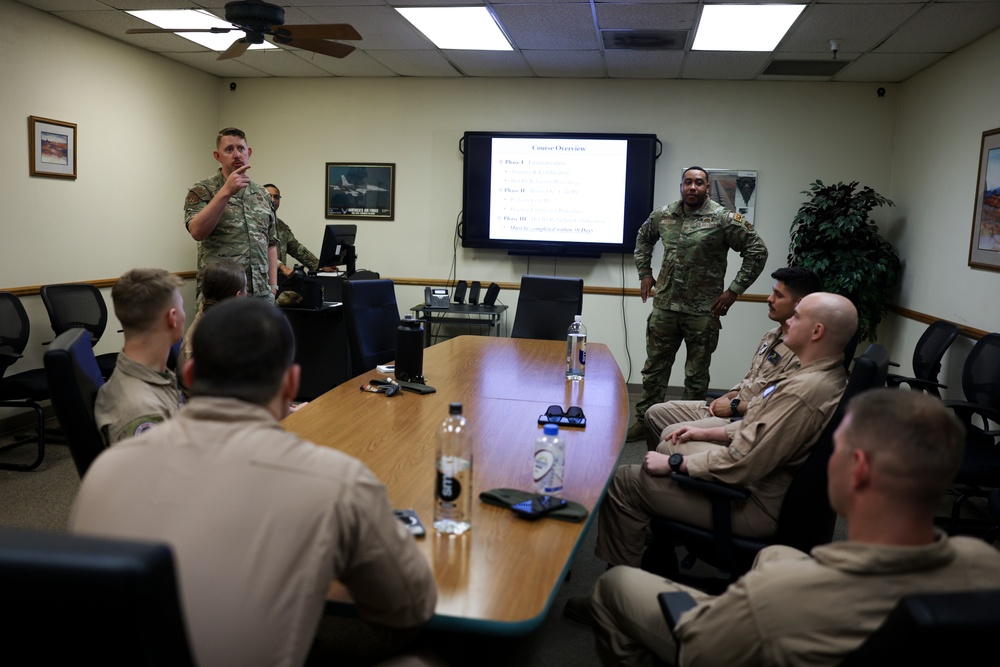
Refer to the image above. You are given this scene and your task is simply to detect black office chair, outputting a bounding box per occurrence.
[939,332,1000,534]
[886,319,960,397]
[658,588,1000,665]
[39,283,118,379]
[646,344,890,590]
[510,275,584,341]
[342,278,400,377]
[0,292,51,472]
[44,327,107,478]
[0,526,196,665]
[986,489,1000,545]
[840,589,1000,665]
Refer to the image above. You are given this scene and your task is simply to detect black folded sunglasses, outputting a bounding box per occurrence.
[537,405,587,427]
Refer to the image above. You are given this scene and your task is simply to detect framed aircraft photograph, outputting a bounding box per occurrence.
[325,162,395,220]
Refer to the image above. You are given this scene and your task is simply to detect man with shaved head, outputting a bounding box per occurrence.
[592,293,858,569]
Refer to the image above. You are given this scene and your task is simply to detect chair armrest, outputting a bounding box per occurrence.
[886,375,948,392]
[671,473,752,502]
[658,591,697,634]
[888,360,900,368]
[943,400,1000,435]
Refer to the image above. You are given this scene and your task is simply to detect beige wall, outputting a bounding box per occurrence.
[222,77,897,389]
[1,0,215,377]
[3,0,998,404]
[879,27,1000,396]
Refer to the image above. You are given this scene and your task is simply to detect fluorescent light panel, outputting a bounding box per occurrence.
[397,7,512,51]
[126,10,277,52]
[693,4,805,52]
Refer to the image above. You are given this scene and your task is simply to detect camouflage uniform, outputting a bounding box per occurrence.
[634,198,768,421]
[276,217,320,273]
[184,169,277,301]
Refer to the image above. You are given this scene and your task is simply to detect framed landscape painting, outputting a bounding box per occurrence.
[29,116,76,179]
[968,127,1000,271]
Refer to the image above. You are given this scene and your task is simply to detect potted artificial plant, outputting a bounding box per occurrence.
[787,180,901,342]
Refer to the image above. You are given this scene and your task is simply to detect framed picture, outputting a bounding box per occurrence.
[705,168,758,228]
[968,127,1000,271]
[29,116,77,179]
[325,162,395,220]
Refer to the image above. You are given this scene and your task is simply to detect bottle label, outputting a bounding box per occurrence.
[578,346,586,366]
[533,449,555,482]
[436,469,462,502]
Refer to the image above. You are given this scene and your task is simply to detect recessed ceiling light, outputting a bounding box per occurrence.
[127,10,277,52]
[397,7,512,51]
[693,4,805,52]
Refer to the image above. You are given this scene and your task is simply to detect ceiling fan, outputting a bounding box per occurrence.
[126,1,362,60]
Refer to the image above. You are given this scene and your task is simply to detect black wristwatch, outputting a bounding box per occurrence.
[668,453,684,474]
[730,398,741,415]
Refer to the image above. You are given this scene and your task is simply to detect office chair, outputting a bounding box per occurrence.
[510,275,584,341]
[39,283,118,379]
[939,332,1000,534]
[0,292,51,472]
[342,278,400,377]
[44,328,107,478]
[0,526,196,666]
[886,319,960,397]
[658,588,1000,666]
[646,344,890,590]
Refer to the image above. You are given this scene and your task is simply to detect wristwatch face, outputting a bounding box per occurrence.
[669,453,683,473]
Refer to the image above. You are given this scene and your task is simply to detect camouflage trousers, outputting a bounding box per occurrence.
[634,308,721,421]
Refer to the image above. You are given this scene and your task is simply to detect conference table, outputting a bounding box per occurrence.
[281,335,628,635]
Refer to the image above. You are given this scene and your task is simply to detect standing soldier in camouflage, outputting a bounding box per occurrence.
[184,127,278,302]
[263,184,321,277]
[628,166,768,441]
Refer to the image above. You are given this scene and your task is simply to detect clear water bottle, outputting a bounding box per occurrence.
[434,402,473,535]
[533,423,565,496]
[566,315,587,380]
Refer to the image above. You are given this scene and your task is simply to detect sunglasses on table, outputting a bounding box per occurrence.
[537,405,587,427]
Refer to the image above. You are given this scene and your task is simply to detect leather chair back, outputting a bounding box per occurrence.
[510,275,583,341]
[44,328,107,478]
[343,279,399,376]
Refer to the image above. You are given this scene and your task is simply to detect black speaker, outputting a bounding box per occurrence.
[483,282,501,306]
[453,280,467,304]
[468,281,481,305]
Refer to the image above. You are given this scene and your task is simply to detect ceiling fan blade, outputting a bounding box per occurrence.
[218,38,253,61]
[273,24,362,42]
[127,27,233,35]
[278,38,356,59]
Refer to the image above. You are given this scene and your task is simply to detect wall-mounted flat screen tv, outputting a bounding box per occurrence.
[461,131,660,257]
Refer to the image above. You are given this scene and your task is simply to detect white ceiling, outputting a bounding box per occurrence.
[16,0,1000,81]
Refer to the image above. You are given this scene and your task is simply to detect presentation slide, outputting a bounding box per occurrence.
[488,137,627,244]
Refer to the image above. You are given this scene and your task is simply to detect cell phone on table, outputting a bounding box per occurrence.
[393,509,426,537]
[511,495,568,520]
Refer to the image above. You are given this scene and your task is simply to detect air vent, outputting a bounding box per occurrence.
[762,60,850,77]
[602,30,689,51]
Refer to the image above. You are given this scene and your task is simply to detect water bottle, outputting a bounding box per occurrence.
[434,402,473,535]
[566,315,587,380]
[533,423,565,496]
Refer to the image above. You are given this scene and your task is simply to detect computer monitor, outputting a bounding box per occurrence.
[318,224,358,276]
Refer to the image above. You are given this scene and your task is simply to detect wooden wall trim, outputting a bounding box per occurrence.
[3,271,198,298]
[3,273,984,340]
